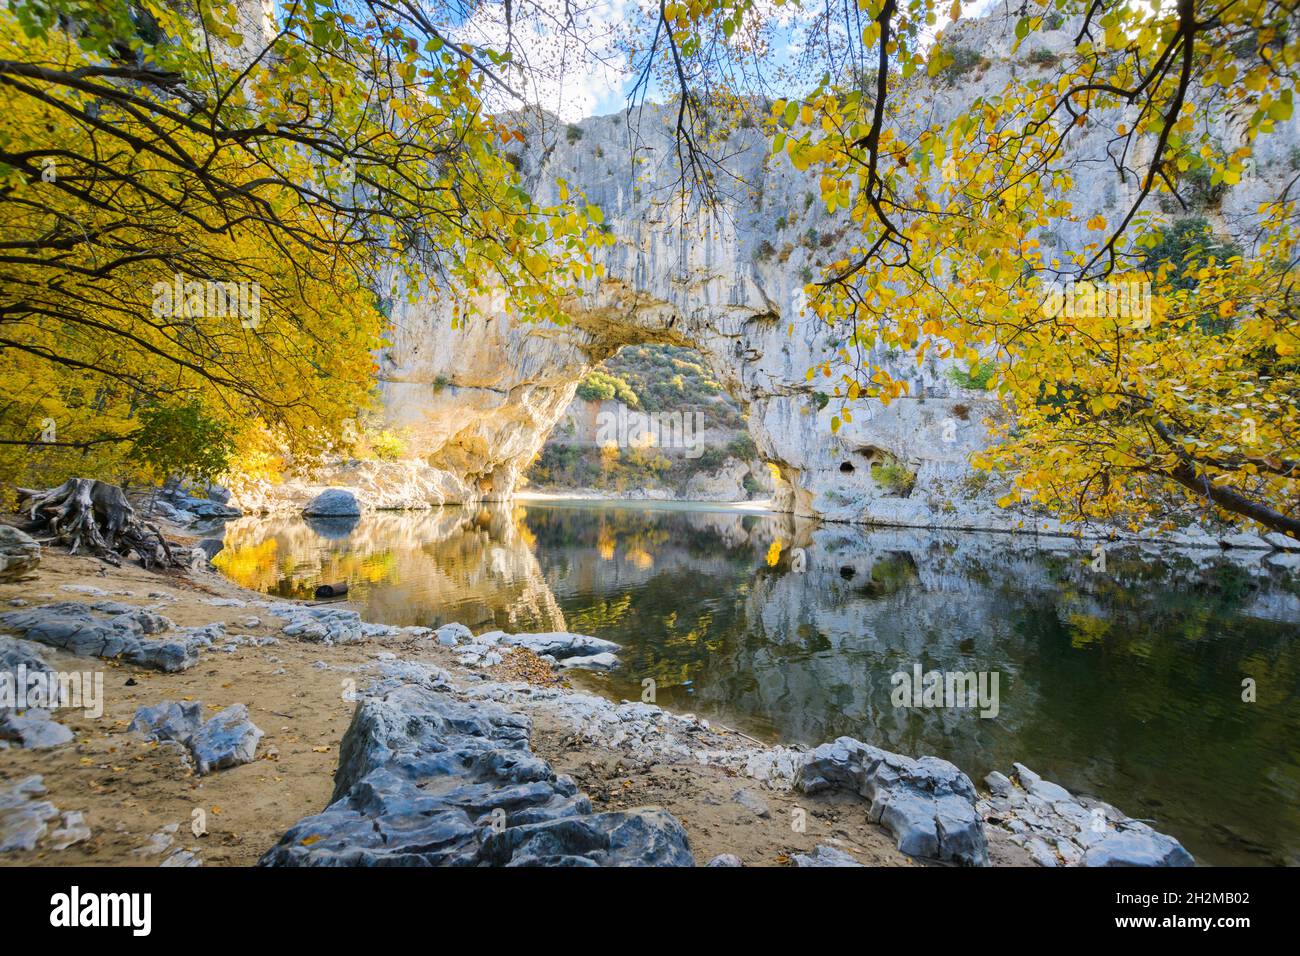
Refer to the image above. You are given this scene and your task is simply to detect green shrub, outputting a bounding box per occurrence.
[948,364,996,390]
[941,46,989,83]
[1142,218,1240,292]
[871,459,916,496]
[1142,218,1242,332]
[369,429,407,460]
[576,369,639,406]
[1179,163,1229,210]
[128,399,236,486]
[960,469,991,498]
[727,434,758,460]
[600,344,740,423]
[695,447,726,470]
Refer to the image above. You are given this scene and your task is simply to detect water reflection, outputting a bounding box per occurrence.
[214,501,1300,865]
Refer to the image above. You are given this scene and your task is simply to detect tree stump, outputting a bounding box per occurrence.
[17,478,180,569]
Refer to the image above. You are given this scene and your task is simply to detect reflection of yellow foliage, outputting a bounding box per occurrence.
[627,547,654,570]
[766,539,783,567]
[1067,612,1110,649]
[512,506,537,550]
[212,538,280,590]
[568,594,633,632]
[597,523,616,560]
[357,553,397,583]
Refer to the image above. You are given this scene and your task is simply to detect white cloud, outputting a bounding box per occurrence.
[450,0,639,121]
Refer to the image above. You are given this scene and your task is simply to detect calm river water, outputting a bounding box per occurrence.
[212,499,1300,865]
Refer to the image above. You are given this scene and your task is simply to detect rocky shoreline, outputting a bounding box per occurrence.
[0,522,1198,868]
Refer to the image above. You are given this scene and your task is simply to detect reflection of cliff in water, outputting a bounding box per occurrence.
[618,525,1300,866]
[216,502,1300,865]
[215,505,567,631]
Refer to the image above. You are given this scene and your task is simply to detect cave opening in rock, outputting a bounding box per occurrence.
[522,343,779,503]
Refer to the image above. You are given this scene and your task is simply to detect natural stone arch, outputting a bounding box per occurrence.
[377,106,997,526]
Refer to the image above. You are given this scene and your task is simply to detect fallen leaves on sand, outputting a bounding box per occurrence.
[488,647,565,687]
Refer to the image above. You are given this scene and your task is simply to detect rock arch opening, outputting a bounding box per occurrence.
[522,342,779,503]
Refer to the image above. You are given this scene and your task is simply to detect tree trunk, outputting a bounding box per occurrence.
[1151,420,1299,541]
[17,478,180,569]
[1161,463,1300,541]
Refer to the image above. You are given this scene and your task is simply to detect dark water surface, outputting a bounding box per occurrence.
[213,499,1300,865]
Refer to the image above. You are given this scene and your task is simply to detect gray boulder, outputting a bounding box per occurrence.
[0,633,72,749]
[707,853,743,867]
[434,622,472,647]
[481,808,694,867]
[170,546,213,572]
[477,629,620,661]
[0,602,203,671]
[0,710,73,750]
[48,810,91,850]
[0,775,59,853]
[1084,829,1195,867]
[732,788,772,819]
[130,700,204,741]
[979,763,1195,867]
[0,634,50,675]
[260,672,692,867]
[270,604,368,645]
[0,526,40,581]
[1264,532,1300,551]
[182,498,240,520]
[797,736,989,866]
[190,705,263,774]
[1220,532,1270,550]
[159,483,240,521]
[303,488,362,517]
[554,651,619,671]
[130,700,262,775]
[793,845,864,867]
[196,538,225,561]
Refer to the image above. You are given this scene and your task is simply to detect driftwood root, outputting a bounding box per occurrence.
[17,478,179,569]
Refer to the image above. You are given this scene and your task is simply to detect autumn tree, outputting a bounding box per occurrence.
[654,0,1299,537]
[0,0,607,494]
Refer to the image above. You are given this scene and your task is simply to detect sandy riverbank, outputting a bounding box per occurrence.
[3,539,1025,866]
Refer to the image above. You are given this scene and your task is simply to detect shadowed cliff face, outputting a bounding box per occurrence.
[378,10,1300,527]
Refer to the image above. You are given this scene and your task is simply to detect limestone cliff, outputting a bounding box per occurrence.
[372,6,1298,534]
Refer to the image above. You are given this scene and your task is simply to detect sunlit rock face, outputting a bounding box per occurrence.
[381,102,998,522]
[380,7,1299,528]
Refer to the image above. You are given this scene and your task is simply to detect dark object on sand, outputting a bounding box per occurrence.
[314,582,349,599]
